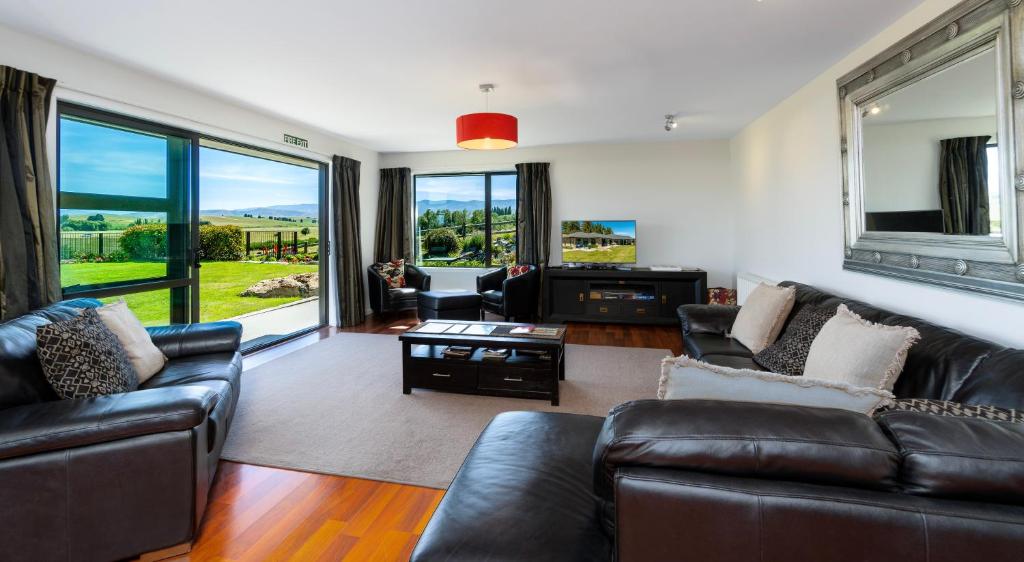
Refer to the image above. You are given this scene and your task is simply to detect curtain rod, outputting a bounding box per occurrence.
[55,84,336,162]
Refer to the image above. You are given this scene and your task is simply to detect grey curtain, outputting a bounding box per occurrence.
[373,167,412,263]
[939,136,991,235]
[0,66,59,321]
[331,155,366,327]
[515,162,552,267]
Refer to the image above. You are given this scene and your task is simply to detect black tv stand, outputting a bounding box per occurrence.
[542,266,707,325]
[565,263,631,271]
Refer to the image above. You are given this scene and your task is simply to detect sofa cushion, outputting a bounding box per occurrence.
[753,305,835,376]
[141,351,242,391]
[697,354,763,370]
[36,308,139,400]
[480,289,503,305]
[730,283,796,353]
[411,411,610,562]
[877,410,1024,504]
[878,399,1023,423]
[417,290,481,310]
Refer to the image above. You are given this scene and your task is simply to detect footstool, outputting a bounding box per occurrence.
[417,290,483,321]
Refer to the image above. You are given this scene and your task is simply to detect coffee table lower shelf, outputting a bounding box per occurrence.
[401,343,566,406]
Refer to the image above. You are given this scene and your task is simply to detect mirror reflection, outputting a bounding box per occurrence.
[862,48,1001,236]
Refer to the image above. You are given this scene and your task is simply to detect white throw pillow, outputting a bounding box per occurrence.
[803,304,920,392]
[95,300,167,384]
[658,355,894,415]
[730,283,796,353]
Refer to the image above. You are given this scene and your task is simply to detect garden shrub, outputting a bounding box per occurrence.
[423,228,460,256]
[199,225,245,261]
[463,232,486,252]
[120,224,167,260]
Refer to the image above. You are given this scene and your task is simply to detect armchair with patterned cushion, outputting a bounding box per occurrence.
[476,265,540,322]
[368,260,431,314]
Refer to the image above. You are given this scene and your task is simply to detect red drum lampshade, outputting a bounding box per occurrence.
[455,112,518,150]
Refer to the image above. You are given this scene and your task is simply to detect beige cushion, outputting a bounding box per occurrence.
[658,355,894,415]
[730,283,796,353]
[95,300,167,383]
[803,304,920,392]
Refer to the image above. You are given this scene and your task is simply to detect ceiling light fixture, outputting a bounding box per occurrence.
[456,84,518,150]
[664,114,678,132]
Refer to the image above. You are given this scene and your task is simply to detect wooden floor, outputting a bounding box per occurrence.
[184,311,681,561]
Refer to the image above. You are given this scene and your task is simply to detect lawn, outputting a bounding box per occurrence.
[61,261,318,326]
[562,245,636,264]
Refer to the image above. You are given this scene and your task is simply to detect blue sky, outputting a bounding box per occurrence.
[59,117,319,211]
[415,174,516,202]
[568,220,636,237]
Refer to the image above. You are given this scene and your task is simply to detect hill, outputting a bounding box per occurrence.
[416,199,516,215]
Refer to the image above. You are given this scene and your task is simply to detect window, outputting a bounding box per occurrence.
[414,172,516,267]
[58,104,192,323]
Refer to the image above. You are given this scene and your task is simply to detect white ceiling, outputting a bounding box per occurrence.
[0,0,922,152]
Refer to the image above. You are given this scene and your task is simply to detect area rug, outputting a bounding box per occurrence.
[221,333,670,488]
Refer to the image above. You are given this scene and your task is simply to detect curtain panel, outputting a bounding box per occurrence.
[373,167,412,263]
[515,162,552,268]
[938,136,991,236]
[331,155,366,327]
[0,66,59,321]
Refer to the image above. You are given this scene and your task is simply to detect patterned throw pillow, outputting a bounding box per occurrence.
[507,265,530,278]
[707,287,737,306]
[752,306,836,376]
[36,308,139,400]
[876,399,1023,423]
[378,259,406,288]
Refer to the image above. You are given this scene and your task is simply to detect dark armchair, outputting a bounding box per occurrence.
[368,262,431,314]
[476,265,540,321]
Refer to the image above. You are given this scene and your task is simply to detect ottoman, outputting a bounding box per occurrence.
[418,290,483,321]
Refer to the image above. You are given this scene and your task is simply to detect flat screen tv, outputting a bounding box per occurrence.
[560,220,637,264]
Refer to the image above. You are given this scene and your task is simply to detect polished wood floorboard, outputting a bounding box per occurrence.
[185,311,681,561]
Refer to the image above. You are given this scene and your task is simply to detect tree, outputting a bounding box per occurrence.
[301,227,310,235]
[87,213,105,222]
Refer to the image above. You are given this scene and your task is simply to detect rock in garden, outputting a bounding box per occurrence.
[240,272,320,298]
[290,272,319,293]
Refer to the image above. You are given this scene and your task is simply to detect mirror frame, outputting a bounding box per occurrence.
[838,0,1024,301]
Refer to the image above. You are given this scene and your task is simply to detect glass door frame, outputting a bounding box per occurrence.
[56,101,330,347]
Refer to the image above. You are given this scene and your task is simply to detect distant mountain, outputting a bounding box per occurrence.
[416,199,516,215]
[200,203,318,217]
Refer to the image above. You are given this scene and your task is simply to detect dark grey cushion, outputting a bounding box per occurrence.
[418,290,482,310]
[877,399,1023,423]
[36,308,139,400]
[481,290,503,305]
[753,305,835,376]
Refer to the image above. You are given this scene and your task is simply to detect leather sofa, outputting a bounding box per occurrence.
[367,262,431,314]
[0,298,242,562]
[410,281,1024,561]
[476,265,540,321]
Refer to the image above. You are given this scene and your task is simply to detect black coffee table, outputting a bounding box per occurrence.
[400,320,567,405]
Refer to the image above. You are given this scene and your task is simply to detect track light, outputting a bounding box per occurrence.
[664,114,678,132]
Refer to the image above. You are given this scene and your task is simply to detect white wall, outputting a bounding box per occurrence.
[0,23,380,322]
[863,116,994,212]
[729,0,1024,348]
[381,140,736,290]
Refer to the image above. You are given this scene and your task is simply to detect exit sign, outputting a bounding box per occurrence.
[283,134,309,148]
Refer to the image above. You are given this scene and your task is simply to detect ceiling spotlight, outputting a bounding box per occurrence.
[664,114,678,132]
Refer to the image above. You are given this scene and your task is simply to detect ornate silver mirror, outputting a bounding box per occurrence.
[839,0,1024,300]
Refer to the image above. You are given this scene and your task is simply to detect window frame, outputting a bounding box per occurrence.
[413,171,518,268]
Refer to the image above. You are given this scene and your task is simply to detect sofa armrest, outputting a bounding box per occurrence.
[405,264,431,291]
[146,321,242,359]
[477,267,506,293]
[592,399,899,500]
[0,386,219,460]
[677,304,740,336]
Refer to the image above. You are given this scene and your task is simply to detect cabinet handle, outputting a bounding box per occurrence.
[661,294,667,305]
[578,292,584,302]
[599,306,608,313]
[637,307,646,314]
[432,373,451,378]
[503,377,523,382]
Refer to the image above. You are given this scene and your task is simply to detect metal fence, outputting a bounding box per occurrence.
[60,231,125,260]
[60,229,316,261]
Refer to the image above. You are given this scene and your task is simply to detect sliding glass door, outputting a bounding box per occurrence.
[57,103,328,350]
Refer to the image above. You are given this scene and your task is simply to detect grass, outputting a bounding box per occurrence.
[61,261,318,326]
[562,245,636,264]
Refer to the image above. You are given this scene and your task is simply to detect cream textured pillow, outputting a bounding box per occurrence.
[803,304,920,392]
[95,300,167,384]
[658,355,894,415]
[730,283,796,353]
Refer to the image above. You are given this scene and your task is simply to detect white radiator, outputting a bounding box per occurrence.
[736,272,777,305]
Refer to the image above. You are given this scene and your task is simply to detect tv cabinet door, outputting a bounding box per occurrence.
[550,279,586,316]
[659,281,701,317]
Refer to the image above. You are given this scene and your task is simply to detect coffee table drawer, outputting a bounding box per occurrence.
[409,362,478,389]
[478,367,552,393]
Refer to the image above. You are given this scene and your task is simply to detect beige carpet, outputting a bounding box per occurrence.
[221,333,670,488]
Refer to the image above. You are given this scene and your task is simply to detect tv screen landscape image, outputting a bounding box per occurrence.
[561,220,637,264]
